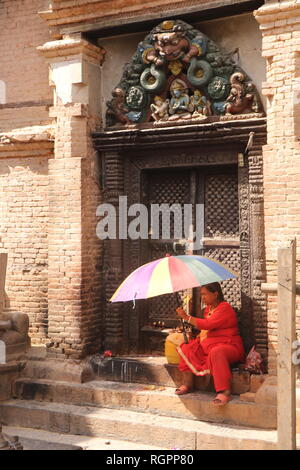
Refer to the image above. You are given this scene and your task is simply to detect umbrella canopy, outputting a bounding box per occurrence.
[110,255,237,303]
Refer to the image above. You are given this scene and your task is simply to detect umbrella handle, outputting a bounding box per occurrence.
[180,319,189,344]
[176,293,189,344]
[175,292,181,307]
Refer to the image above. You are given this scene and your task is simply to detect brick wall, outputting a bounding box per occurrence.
[255,1,300,374]
[0,0,52,343]
[0,0,52,131]
[0,1,105,354]
[0,157,49,343]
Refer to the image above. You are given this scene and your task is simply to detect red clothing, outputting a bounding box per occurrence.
[177,301,245,392]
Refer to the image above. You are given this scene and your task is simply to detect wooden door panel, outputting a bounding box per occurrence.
[146,169,191,326]
[142,165,241,335]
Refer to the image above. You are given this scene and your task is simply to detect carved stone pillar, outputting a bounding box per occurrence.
[238,156,253,353]
[248,137,267,360]
[38,37,106,359]
[102,151,126,353]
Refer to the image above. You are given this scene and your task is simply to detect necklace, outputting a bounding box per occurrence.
[208,303,219,317]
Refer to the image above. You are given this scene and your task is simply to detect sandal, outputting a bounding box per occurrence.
[212,393,231,406]
[175,385,191,395]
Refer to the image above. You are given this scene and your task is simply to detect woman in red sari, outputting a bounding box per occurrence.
[175,282,245,405]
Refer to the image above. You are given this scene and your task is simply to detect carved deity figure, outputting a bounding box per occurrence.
[168,60,183,76]
[168,79,192,121]
[142,20,206,67]
[106,88,130,125]
[190,90,211,117]
[225,72,254,115]
[150,96,169,122]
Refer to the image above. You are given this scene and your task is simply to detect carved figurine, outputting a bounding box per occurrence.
[225,72,254,115]
[150,96,169,122]
[168,60,184,77]
[190,90,211,117]
[168,79,192,121]
[106,88,130,125]
[142,20,207,67]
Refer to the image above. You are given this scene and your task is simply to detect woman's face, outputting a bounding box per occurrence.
[200,287,219,306]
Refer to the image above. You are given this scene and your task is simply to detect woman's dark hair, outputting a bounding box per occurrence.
[202,282,225,302]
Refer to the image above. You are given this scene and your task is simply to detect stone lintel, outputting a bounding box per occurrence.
[93,117,267,151]
[38,0,263,30]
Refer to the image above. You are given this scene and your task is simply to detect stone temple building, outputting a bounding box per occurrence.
[0,0,299,448]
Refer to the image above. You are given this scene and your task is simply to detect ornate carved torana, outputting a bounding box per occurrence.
[106,19,263,128]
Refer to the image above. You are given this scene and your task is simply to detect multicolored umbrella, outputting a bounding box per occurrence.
[110,255,237,303]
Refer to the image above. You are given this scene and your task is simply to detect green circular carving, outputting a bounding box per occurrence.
[187,58,213,87]
[207,76,230,100]
[126,86,147,110]
[140,64,166,92]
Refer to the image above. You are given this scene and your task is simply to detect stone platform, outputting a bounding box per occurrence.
[1,349,299,450]
[0,398,299,450]
[11,377,278,429]
[90,354,258,395]
[3,426,162,450]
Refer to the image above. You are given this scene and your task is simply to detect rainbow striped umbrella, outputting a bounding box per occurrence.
[110,255,237,303]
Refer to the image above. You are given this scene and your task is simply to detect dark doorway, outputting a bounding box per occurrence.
[139,164,242,353]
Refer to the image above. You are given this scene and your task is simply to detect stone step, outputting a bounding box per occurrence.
[89,355,253,394]
[1,399,298,450]
[21,358,94,384]
[12,377,280,430]
[2,425,164,451]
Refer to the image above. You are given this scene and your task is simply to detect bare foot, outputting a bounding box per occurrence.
[175,385,190,395]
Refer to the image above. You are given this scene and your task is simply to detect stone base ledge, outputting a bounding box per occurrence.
[253,375,300,407]
[0,362,25,375]
[21,358,95,384]
[0,125,54,145]
[0,125,54,159]
[0,361,26,401]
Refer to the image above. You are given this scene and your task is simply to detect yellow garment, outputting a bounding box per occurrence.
[198,308,214,343]
[199,329,208,342]
[165,332,184,364]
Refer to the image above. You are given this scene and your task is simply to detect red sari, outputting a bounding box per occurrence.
[177,301,245,392]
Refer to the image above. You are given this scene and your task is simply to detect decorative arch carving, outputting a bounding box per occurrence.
[106,19,264,127]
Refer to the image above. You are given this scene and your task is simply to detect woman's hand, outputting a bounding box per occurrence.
[176,307,188,321]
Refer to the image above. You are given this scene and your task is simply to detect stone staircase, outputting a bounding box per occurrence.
[0,350,299,450]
